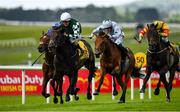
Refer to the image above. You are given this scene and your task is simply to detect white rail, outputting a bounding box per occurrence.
[0,65,96,104]
[0,65,42,104]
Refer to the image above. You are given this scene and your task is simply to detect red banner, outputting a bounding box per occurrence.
[0,69,179,95]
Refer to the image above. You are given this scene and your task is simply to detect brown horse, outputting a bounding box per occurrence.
[37,31,54,98]
[139,24,179,102]
[94,31,141,103]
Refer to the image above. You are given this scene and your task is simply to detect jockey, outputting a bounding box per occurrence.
[138,20,171,47]
[59,12,89,60]
[90,20,130,58]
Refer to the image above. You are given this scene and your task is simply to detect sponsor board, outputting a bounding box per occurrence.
[0,69,179,95]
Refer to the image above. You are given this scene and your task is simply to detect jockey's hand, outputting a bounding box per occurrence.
[87,34,94,39]
[137,34,143,43]
[64,32,68,37]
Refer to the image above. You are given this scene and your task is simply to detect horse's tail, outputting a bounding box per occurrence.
[131,64,145,79]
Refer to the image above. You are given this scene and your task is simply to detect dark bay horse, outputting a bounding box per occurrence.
[37,31,54,98]
[94,31,141,103]
[140,24,179,102]
[38,31,76,103]
[49,29,96,104]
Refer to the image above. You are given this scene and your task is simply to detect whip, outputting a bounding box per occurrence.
[31,52,45,66]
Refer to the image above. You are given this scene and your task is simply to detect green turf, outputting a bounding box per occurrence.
[0,88,180,111]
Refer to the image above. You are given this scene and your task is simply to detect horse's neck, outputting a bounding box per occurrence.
[57,43,76,58]
[104,41,118,57]
[45,52,54,64]
[160,41,167,49]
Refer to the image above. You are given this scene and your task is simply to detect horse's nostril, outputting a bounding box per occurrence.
[95,54,100,58]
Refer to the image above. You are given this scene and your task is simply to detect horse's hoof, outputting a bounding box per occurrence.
[42,92,50,98]
[166,98,170,102]
[53,97,58,104]
[66,94,70,102]
[154,88,160,95]
[87,92,92,100]
[140,89,145,93]
[113,90,118,96]
[47,94,50,97]
[117,100,125,104]
[75,88,80,93]
[93,91,99,95]
[57,92,62,96]
[75,96,79,101]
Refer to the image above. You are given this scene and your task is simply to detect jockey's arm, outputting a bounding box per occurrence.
[88,25,103,38]
[159,23,170,37]
[111,25,124,40]
[69,22,81,43]
[138,26,148,42]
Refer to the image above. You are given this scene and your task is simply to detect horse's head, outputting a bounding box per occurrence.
[94,31,109,57]
[38,31,51,53]
[48,28,68,46]
[146,24,161,52]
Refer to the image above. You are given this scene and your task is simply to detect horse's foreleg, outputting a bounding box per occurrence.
[65,76,71,102]
[51,78,58,104]
[140,67,152,93]
[154,78,161,95]
[93,69,106,95]
[112,76,118,96]
[168,68,176,93]
[70,71,78,95]
[119,74,130,103]
[87,72,93,100]
[41,65,50,98]
[160,73,170,102]
[58,76,64,104]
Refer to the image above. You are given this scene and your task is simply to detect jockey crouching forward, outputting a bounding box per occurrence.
[90,20,130,58]
[60,12,89,60]
[138,20,173,48]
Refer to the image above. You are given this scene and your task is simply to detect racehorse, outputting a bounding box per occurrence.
[49,29,96,104]
[37,31,54,98]
[94,31,141,103]
[139,24,179,102]
[38,31,76,103]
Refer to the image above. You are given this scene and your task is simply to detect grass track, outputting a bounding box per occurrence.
[0,88,180,111]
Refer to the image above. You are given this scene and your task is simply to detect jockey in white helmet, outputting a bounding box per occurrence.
[59,12,89,60]
[90,20,130,58]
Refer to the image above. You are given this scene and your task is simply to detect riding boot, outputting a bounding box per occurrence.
[117,44,131,59]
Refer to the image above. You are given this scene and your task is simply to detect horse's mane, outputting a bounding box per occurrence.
[99,31,118,48]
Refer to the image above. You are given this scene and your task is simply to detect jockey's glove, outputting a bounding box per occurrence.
[87,33,94,39]
[138,33,143,43]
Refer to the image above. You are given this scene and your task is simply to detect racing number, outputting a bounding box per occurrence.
[136,56,144,64]
[134,52,146,67]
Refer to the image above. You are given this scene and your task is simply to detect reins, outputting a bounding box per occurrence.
[147,47,168,54]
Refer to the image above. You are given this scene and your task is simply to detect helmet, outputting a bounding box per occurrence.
[153,20,163,29]
[101,20,112,29]
[52,23,61,30]
[60,12,71,21]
